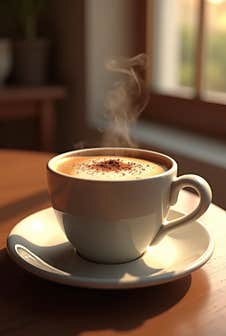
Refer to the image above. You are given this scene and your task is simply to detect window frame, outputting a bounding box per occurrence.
[144,0,226,141]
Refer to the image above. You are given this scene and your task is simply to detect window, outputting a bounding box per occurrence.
[204,0,226,96]
[145,0,226,140]
[151,0,197,94]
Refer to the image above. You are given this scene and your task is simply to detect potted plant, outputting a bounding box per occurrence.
[0,3,13,85]
[0,39,12,86]
[13,0,49,85]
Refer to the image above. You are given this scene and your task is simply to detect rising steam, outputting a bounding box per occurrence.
[102,54,149,147]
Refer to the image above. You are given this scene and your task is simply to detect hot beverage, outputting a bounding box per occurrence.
[55,155,166,180]
[47,147,211,263]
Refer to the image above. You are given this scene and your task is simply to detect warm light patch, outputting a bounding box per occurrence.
[208,0,225,4]
[145,237,178,269]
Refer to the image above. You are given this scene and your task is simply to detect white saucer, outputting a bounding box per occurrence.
[7,208,214,289]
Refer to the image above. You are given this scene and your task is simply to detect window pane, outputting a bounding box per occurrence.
[151,0,198,95]
[203,0,226,97]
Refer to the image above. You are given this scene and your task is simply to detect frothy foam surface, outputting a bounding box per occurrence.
[56,156,166,180]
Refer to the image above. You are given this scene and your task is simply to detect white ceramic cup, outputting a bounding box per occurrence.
[47,148,212,264]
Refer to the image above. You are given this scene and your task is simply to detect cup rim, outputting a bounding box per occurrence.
[47,147,177,182]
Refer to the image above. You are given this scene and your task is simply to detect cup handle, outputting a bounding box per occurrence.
[161,174,212,232]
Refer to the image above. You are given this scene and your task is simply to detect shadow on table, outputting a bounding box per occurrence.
[0,190,49,224]
[0,248,209,336]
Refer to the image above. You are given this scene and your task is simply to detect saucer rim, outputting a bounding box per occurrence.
[7,207,215,289]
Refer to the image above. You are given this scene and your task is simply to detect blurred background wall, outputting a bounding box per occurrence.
[0,0,145,151]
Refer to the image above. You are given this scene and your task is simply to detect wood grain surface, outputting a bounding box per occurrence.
[0,150,225,336]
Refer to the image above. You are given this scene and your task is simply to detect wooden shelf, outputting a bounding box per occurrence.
[0,86,66,101]
[0,86,67,151]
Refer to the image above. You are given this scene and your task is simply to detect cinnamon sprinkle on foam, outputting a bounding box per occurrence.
[57,155,166,181]
[87,159,134,172]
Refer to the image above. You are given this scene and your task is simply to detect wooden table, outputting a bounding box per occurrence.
[0,150,225,336]
[0,86,66,152]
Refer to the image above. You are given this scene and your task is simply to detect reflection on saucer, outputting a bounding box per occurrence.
[145,237,178,269]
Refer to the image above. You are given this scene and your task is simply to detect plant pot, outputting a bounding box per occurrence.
[14,39,49,85]
[0,39,12,86]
